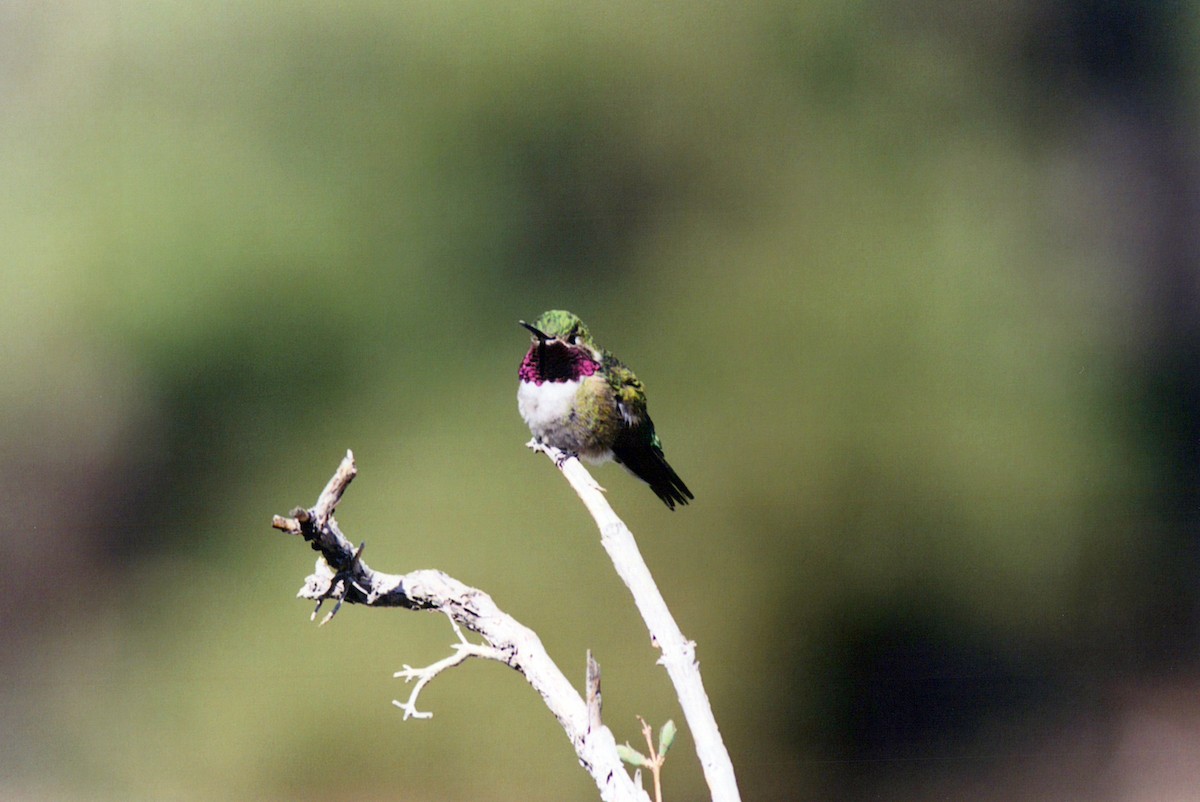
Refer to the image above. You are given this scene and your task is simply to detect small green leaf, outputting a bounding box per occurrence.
[658,719,678,757]
[616,743,647,767]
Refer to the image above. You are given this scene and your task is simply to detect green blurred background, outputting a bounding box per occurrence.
[4,1,1200,799]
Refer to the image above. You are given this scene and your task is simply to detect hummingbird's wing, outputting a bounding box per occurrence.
[605,358,648,427]
[605,358,694,510]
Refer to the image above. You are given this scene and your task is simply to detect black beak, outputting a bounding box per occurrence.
[519,320,550,341]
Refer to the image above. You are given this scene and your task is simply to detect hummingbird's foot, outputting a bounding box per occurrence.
[525,438,577,467]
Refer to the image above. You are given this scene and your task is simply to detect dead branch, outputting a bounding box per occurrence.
[271,450,648,802]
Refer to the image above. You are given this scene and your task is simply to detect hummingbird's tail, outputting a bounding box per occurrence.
[613,442,694,510]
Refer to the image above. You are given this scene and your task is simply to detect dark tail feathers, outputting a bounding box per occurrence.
[612,443,694,510]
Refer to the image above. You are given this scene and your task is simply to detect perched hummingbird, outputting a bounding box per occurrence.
[517,310,693,509]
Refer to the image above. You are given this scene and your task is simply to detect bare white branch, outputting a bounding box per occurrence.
[527,441,743,802]
[393,641,502,720]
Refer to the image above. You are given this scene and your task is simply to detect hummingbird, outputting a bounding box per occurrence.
[517,310,693,509]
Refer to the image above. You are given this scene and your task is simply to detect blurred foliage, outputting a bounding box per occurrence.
[2,1,1199,800]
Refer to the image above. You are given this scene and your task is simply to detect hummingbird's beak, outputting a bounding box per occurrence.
[519,320,550,342]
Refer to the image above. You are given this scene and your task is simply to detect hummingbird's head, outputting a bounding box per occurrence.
[518,310,601,383]
[523,310,596,350]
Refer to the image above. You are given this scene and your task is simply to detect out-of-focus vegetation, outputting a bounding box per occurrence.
[3,2,1199,799]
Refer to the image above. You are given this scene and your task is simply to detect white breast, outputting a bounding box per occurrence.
[518,378,580,437]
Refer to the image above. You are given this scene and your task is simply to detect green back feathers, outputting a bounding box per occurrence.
[603,353,652,434]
